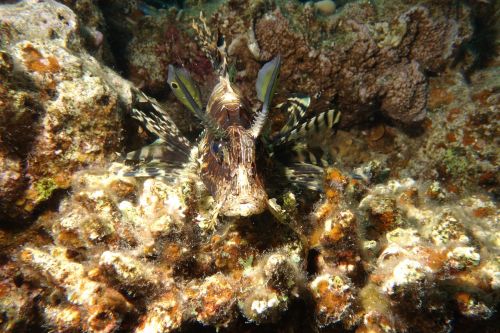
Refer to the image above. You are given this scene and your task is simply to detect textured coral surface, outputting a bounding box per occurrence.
[0,0,498,332]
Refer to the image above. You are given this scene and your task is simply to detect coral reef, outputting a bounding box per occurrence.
[106,0,474,128]
[0,0,498,333]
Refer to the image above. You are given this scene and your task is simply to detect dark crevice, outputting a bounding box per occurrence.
[97,1,134,76]
[306,247,321,276]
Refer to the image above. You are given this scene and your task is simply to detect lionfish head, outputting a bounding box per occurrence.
[209,125,268,217]
[200,56,281,217]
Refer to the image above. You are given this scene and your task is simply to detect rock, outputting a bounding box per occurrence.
[314,0,336,16]
[0,0,134,221]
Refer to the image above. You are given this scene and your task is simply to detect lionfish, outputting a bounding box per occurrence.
[122,16,340,224]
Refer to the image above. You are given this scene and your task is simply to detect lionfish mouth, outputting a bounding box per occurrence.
[221,197,267,217]
[218,165,268,217]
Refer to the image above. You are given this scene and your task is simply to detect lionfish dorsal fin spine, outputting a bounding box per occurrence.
[192,11,228,76]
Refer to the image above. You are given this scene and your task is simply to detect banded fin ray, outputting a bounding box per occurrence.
[284,162,325,191]
[120,163,184,181]
[119,139,192,180]
[131,89,191,157]
[289,143,331,168]
[272,108,341,147]
[123,139,188,166]
[273,93,311,139]
[191,12,228,76]
[250,56,281,138]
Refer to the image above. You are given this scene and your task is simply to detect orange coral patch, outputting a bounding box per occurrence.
[326,188,340,201]
[446,132,457,143]
[326,168,348,185]
[472,207,494,218]
[447,108,461,121]
[472,89,493,107]
[326,224,344,242]
[375,211,395,231]
[462,132,475,146]
[316,280,330,295]
[428,87,454,109]
[421,248,447,271]
[22,44,60,73]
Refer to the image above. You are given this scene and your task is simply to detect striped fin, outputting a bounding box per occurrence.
[191,12,227,76]
[273,93,311,138]
[123,139,188,165]
[290,143,331,168]
[131,89,191,156]
[120,164,184,181]
[119,139,191,180]
[273,108,341,146]
[284,163,325,191]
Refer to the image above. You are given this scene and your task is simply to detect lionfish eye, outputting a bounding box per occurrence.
[211,141,224,162]
[211,141,222,153]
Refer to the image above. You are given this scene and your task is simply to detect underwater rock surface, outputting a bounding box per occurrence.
[0,0,498,333]
[0,0,137,221]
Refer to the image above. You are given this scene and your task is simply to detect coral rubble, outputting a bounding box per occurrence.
[0,0,498,332]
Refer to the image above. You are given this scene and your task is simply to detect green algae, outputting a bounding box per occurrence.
[442,148,469,177]
[34,178,58,203]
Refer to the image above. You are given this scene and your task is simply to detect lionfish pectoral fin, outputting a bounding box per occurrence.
[167,65,226,138]
[256,56,281,104]
[274,93,311,138]
[167,65,203,114]
[123,139,188,165]
[272,108,341,146]
[289,143,332,168]
[131,89,192,156]
[250,55,282,138]
[284,162,325,191]
[118,139,191,181]
[119,163,182,181]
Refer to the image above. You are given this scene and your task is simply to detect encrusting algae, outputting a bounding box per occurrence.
[0,0,499,332]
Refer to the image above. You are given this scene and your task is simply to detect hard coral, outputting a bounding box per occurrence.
[216,2,472,126]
